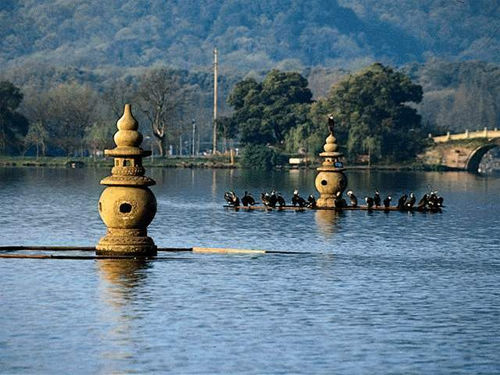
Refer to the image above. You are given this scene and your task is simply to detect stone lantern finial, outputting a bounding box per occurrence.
[96,104,157,256]
[314,115,348,208]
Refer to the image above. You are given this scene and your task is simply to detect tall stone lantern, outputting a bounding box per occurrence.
[315,115,347,208]
[96,104,157,256]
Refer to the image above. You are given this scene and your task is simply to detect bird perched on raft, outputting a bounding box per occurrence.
[428,191,444,209]
[373,190,381,207]
[291,190,307,207]
[307,194,316,208]
[365,196,374,209]
[277,193,286,207]
[405,192,416,209]
[241,191,256,207]
[417,194,429,211]
[224,191,240,206]
[383,195,392,208]
[397,194,408,210]
[346,190,358,207]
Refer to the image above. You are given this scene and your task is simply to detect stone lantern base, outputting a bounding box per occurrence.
[96,228,157,256]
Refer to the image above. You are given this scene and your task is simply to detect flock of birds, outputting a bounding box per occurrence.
[224,189,444,211]
[346,190,444,211]
[224,190,316,208]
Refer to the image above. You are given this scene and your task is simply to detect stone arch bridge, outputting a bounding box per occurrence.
[421,128,500,172]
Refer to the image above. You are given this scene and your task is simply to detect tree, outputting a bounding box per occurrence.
[227,70,313,146]
[0,81,29,154]
[24,121,48,158]
[322,63,424,162]
[137,67,190,157]
[84,121,115,158]
[46,83,99,156]
[216,116,238,152]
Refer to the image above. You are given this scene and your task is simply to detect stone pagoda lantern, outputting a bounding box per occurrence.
[315,115,347,208]
[96,104,157,256]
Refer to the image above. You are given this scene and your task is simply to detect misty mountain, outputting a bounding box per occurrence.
[0,0,498,71]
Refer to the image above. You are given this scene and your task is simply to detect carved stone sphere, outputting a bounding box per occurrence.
[98,186,157,229]
[315,171,347,196]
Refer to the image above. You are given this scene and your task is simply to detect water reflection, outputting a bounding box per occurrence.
[96,259,152,372]
[314,209,343,238]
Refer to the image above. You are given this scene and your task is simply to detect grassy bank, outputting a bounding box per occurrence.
[0,156,239,169]
[0,155,438,171]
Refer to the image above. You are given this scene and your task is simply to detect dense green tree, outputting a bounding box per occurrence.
[322,63,424,162]
[24,121,48,158]
[227,70,312,146]
[0,81,29,154]
[240,144,281,170]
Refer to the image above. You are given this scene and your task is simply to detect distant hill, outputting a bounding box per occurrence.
[0,0,498,71]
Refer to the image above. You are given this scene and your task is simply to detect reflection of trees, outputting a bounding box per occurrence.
[96,259,152,371]
[314,210,342,238]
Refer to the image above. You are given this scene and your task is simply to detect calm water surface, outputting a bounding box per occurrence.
[0,167,499,374]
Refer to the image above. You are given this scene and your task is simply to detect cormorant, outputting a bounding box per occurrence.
[383,196,392,208]
[405,192,416,209]
[261,192,272,208]
[335,191,347,208]
[307,194,316,208]
[241,191,256,207]
[224,191,240,206]
[397,194,408,209]
[346,190,358,207]
[374,190,381,207]
[365,196,374,209]
[428,191,444,210]
[277,193,286,207]
[417,194,428,211]
[269,190,278,208]
[292,190,306,207]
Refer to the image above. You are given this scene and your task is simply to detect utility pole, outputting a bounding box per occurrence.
[212,47,218,155]
[192,119,196,156]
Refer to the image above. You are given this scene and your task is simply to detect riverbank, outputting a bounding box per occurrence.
[0,156,450,171]
[0,156,239,169]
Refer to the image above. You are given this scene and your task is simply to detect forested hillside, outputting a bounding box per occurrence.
[0,0,498,71]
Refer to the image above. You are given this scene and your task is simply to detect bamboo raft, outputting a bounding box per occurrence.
[224,205,442,212]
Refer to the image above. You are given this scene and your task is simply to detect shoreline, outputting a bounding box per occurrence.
[0,156,469,172]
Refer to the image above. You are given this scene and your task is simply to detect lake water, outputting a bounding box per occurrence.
[0,167,499,374]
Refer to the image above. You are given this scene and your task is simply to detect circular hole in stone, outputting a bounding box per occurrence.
[119,203,132,213]
[321,180,328,186]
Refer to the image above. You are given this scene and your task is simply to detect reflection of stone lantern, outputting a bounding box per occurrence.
[315,116,347,208]
[96,104,157,256]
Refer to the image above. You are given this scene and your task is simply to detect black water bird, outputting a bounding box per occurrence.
[269,190,278,208]
[397,194,408,209]
[292,190,306,207]
[405,192,416,209]
[277,193,286,207]
[307,194,316,208]
[335,192,347,208]
[346,190,358,207]
[241,191,256,207]
[428,191,444,210]
[224,191,240,206]
[383,196,392,208]
[417,194,429,210]
[365,196,374,209]
[261,192,272,208]
[373,190,381,207]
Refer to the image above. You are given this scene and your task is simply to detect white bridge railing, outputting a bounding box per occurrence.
[432,127,500,143]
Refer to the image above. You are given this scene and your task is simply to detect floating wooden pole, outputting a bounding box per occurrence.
[0,246,193,252]
[193,247,266,254]
[0,254,159,260]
